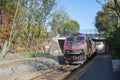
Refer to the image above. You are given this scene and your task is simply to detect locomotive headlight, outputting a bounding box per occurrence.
[79,50,82,53]
[77,41,84,45]
[67,42,72,46]
[77,42,82,45]
[79,49,84,53]
[67,50,69,53]
[65,50,71,54]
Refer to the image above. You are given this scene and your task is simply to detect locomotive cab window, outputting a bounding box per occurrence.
[76,36,84,41]
[66,37,73,42]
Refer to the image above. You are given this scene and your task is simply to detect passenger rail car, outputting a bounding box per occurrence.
[63,33,96,64]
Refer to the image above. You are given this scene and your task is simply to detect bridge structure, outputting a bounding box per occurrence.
[57,29,106,41]
[80,29,106,41]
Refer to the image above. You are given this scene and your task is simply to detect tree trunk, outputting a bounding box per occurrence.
[1,40,9,59]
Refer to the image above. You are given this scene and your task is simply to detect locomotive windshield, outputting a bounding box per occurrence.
[76,36,84,41]
[66,37,73,42]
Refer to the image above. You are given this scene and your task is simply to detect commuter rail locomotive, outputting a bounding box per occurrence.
[63,33,96,64]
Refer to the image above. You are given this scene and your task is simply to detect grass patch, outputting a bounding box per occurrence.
[0,58,5,62]
[21,51,50,58]
[0,49,2,54]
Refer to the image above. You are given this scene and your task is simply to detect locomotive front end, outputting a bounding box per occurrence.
[63,34,87,64]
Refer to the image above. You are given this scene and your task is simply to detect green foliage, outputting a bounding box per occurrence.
[50,10,80,36]
[95,1,120,36]
[0,0,57,59]
[108,30,120,59]
[95,1,120,59]
[62,20,80,35]
[95,11,117,36]
[96,42,101,45]
[0,0,80,60]
[50,10,70,35]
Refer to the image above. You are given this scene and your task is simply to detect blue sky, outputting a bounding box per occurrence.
[58,0,102,33]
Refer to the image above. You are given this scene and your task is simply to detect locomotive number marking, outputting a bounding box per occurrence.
[73,56,80,60]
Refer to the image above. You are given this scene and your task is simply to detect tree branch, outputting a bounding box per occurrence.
[114,0,120,11]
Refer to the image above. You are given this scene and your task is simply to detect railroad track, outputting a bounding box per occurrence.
[64,54,97,80]
[31,65,80,80]
[31,54,97,80]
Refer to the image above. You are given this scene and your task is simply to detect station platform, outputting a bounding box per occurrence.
[79,55,120,80]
